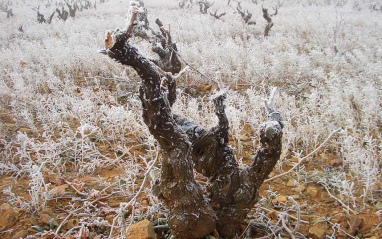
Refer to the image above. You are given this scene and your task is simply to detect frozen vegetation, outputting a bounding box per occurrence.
[0,0,381,238]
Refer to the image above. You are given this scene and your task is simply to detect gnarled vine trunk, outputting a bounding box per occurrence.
[101,5,283,238]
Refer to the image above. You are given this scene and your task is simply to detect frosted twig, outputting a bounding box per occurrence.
[166,45,215,82]
[84,76,127,83]
[326,219,358,238]
[120,150,159,236]
[177,1,195,52]
[265,128,342,183]
[65,180,87,197]
[121,208,129,239]
[260,207,308,224]
[267,87,277,110]
[108,214,117,238]
[55,207,82,234]
[280,214,295,239]
[64,226,81,236]
[322,184,357,215]
[288,196,301,232]
[122,150,159,210]
[374,221,382,232]
[173,66,190,80]
[90,191,118,204]
[253,220,283,239]
[214,71,226,92]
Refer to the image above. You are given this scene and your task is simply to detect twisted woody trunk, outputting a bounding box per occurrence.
[101,4,283,238]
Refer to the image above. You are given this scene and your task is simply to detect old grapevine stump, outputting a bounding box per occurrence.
[101,3,283,238]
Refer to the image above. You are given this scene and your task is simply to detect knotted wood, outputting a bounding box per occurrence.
[102,8,283,237]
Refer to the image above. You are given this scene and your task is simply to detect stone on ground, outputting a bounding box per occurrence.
[39,208,58,225]
[307,186,318,198]
[308,224,326,239]
[0,203,19,231]
[277,195,287,203]
[376,201,382,210]
[347,216,363,236]
[127,219,156,239]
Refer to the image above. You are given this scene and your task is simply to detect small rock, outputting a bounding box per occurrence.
[203,84,218,92]
[12,230,28,239]
[66,218,79,230]
[307,186,319,198]
[300,214,310,222]
[127,219,156,239]
[347,216,363,236]
[376,201,382,210]
[18,127,31,134]
[155,214,165,219]
[141,199,150,207]
[203,84,212,91]
[330,158,343,167]
[308,225,326,239]
[290,157,299,163]
[365,237,377,239]
[0,203,19,231]
[277,195,287,203]
[106,215,114,224]
[39,209,57,225]
[1,203,12,210]
[320,153,329,160]
[240,135,251,141]
[79,176,98,186]
[290,195,300,200]
[109,201,121,208]
[53,184,69,196]
[287,180,294,187]
[43,170,56,184]
[30,214,38,226]
[293,184,305,192]
[266,210,278,220]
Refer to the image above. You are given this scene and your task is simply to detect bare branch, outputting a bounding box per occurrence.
[288,196,301,233]
[197,0,214,14]
[271,6,278,17]
[280,214,296,239]
[173,66,190,80]
[56,7,69,21]
[322,183,357,215]
[209,9,226,20]
[237,7,256,25]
